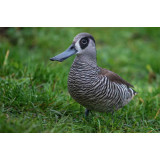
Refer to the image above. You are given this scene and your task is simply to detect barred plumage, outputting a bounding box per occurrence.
[68,60,136,113]
[50,32,137,115]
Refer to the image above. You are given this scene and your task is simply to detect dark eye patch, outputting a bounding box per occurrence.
[79,37,89,49]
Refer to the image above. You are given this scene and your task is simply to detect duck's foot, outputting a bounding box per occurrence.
[85,109,90,118]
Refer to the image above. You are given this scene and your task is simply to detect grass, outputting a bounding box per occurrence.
[0,27,160,133]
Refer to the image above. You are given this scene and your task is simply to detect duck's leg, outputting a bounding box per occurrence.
[85,109,90,117]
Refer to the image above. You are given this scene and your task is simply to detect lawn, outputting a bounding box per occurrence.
[0,27,160,133]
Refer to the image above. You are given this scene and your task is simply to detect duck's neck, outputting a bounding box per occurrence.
[74,53,97,68]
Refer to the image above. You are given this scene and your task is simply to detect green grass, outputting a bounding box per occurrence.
[0,27,160,133]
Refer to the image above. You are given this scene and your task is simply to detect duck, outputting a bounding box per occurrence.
[50,33,137,116]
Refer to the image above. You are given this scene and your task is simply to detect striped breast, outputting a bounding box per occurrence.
[68,60,136,113]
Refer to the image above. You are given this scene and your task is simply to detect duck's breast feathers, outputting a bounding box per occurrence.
[99,68,134,88]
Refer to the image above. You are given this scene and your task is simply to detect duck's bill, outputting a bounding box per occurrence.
[50,44,77,62]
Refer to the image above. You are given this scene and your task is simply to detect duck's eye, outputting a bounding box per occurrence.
[80,37,89,49]
[81,38,88,44]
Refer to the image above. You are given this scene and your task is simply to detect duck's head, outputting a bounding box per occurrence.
[50,33,96,62]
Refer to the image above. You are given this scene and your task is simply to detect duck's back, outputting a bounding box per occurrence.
[68,60,136,113]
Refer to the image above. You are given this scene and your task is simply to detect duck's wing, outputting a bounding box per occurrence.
[99,68,134,88]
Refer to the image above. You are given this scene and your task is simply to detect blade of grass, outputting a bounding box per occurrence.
[3,50,10,67]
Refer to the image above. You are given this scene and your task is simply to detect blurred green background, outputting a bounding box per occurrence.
[0,27,160,133]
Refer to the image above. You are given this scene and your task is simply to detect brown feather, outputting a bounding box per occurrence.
[99,68,134,88]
